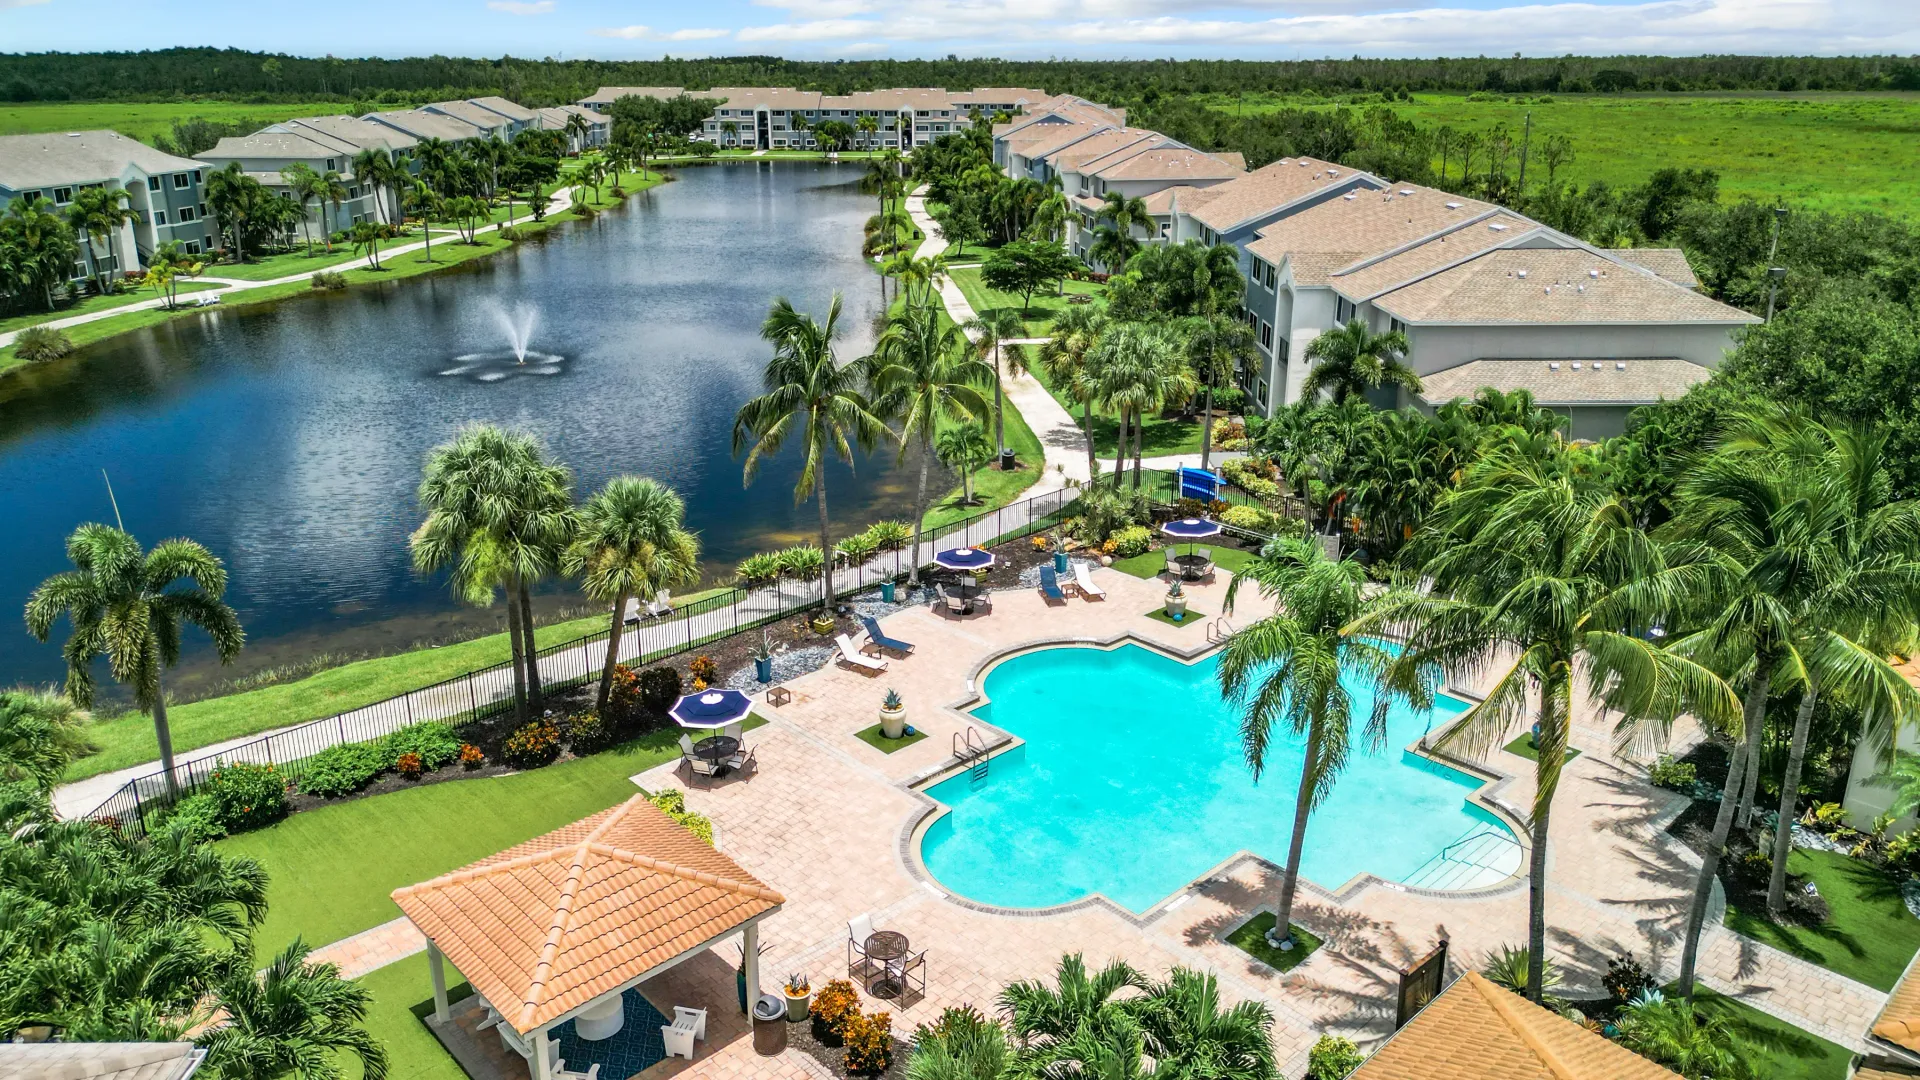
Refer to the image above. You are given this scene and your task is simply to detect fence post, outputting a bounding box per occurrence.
[405,692,414,725]
[468,676,478,721]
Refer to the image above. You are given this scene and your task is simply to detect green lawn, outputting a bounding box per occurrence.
[0,101,345,144]
[204,245,374,281]
[949,266,1106,340]
[1724,848,1920,991]
[855,722,928,754]
[1226,913,1322,972]
[1111,544,1258,581]
[1688,986,1853,1080]
[218,728,691,959]
[922,393,1047,533]
[1198,90,1920,218]
[353,951,473,1080]
[1144,607,1207,628]
[1501,733,1582,764]
[1024,357,1207,459]
[0,279,223,335]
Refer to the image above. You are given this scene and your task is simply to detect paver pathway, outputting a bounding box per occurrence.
[308,917,428,980]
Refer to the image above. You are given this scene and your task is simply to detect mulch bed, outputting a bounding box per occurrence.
[1659,738,1829,925]
[787,1017,907,1079]
[1664,739,1732,853]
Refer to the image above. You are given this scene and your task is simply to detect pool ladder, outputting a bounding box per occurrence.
[954,726,989,782]
[1207,615,1236,643]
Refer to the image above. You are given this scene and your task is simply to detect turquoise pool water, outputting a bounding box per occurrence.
[919,643,1507,912]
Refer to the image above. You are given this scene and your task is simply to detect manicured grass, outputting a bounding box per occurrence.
[854,723,929,754]
[1025,357,1207,458]
[1502,733,1582,763]
[1724,847,1920,991]
[0,279,222,335]
[1144,607,1206,628]
[1687,986,1853,1080]
[352,951,473,1080]
[1226,913,1322,972]
[922,401,1047,533]
[1198,90,1920,217]
[949,266,1106,339]
[0,101,344,144]
[1111,545,1258,581]
[218,728,689,959]
[204,245,377,281]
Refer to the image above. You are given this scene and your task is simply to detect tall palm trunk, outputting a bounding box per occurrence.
[1766,685,1819,914]
[1680,658,1773,997]
[1200,387,1216,471]
[1736,675,1769,828]
[1269,717,1321,949]
[992,348,1007,457]
[597,588,629,713]
[503,585,530,720]
[815,469,835,607]
[1082,400,1097,481]
[519,581,543,709]
[1131,414,1144,490]
[909,442,931,586]
[1522,686,1571,1003]
[1112,408,1129,490]
[149,639,180,798]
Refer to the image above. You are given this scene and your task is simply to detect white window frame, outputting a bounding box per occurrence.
[172,173,190,189]
[152,209,168,225]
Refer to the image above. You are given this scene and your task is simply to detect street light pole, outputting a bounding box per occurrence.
[1766,266,1787,323]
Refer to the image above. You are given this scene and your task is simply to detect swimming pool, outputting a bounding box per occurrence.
[918,642,1520,912]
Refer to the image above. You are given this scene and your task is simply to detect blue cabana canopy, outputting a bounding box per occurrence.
[1176,467,1221,502]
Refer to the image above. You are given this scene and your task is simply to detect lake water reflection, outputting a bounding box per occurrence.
[0,162,934,691]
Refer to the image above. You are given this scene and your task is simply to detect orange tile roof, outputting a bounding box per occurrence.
[392,796,783,1034]
[1872,950,1920,1053]
[1353,972,1679,1080]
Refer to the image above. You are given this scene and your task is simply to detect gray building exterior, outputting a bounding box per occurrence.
[0,130,217,277]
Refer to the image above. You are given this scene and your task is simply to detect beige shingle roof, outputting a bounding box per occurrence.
[0,1043,204,1080]
[1095,147,1241,183]
[1618,247,1700,288]
[1189,157,1368,233]
[1415,357,1712,406]
[579,86,686,105]
[1143,184,1222,216]
[425,100,515,132]
[1017,122,1115,161]
[1047,129,1162,172]
[470,96,537,122]
[393,796,783,1034]
[1246,184,1495,281]
[202,131,340,163]
[365,110,487,142]
[0,130,205,191]
[1373,248,1760,324]
[285,115,417,153]
[1353,971,1679,1080]
[1329,213,1536,299]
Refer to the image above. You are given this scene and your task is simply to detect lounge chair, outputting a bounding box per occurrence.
[1038,565,1067,603]
[618,596,641,625]
[860,615,915,657]
[644,589,674,618]
[679,734,722,787]
[1073,561,1107,600]
[836,634,888,675]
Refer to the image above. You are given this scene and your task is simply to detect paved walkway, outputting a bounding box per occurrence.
[309,917,428,980]
[0,184,589,349]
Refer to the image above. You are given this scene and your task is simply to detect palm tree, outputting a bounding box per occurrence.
[869,304,992,583]
[734,295,892,607]
[197,939,388,1080]
[314,170,348,251]
[25,525,244,798]
[963,308,1030,466]
[857,114,879,149]
[351,148,398,225]
[936,424,994,505]
[1135,968,1277,1080]
[1361,443,1737,1002]
[410,425,575,721]
[1090,191,1150,272]
[1302,319,1418,404]
[720,120,739,147]
[897,253,949,308]
[1616,995,1755,1080]
[141,240,203,310]
[65,185,136,295]
[1184,315,1256,470]
[0,688,93,805]
[999,953,1146,1059]
[1041,305,1107,481]
[564,476,700,712]
[1219,537,1400,952]
[1087,322,1192,489]
[564,112,591,154]
[280,163,322,254]
[349,221,388,270]
[906,1006,1010,1080]
[409,177,440,263]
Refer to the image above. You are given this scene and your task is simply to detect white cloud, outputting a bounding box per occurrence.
[735,18,885,40]
[486,0,554,13]
[592,24,732,39]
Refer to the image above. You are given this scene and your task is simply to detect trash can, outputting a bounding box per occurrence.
[752,994,787,1055]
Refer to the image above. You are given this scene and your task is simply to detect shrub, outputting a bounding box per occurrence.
[383,722,460,771]
[501,720,562,768]
[1604,954,1659,1003]
[1109,525,1152,558]
[650,788,687,815]
[159,792,228,843]
[1221,457,1281,500]
[689,655,720,685]
[459,743,485,768]
[200,760,289,832]
[1648,755,1696,791]
[1306,1034,1364,1080]
[1888,830,1920,877]
[497,224,524,241]
[568,710,617,753]
[309,270,347,290]
[864,520,913,550]
[300,743,387,797]
[1211,386,1247,414]
[837,532,881,563]
[736,551,782,585]
[637,665,683,717]
[777,544,825,581]
[810,979,861,1043]
[1219,504,1278,532]
[843,1009,893,1073]
[394,751,425,779]
[646,788,713,843]
[16,326,76,362]
[605,663,641,725]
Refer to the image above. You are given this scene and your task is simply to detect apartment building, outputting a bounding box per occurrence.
[576,86,1052,151]
[197,130,392,239]
[992,101,1761,437]
[534,105,611,152]
[363,108,491,146]
[0,130,217,275]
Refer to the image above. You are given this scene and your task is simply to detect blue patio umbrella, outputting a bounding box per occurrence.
[1160,517,1223,558]
[670,688,753,730]
[933,546,995,572]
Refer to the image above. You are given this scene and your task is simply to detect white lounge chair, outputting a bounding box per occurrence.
[836,633,887,675]
[644,589,674,618]
[661,1006,706,1061]
[618,596,641,625]
[1073,562,1107,600]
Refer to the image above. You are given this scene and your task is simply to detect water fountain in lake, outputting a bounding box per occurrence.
[438,300,563,382]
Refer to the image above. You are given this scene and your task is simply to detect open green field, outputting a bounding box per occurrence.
[0,101,344,144]
[949,266,1106,339]
[1198,91,1920,216]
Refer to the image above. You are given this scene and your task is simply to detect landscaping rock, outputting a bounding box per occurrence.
[1902,877,1920,919]
[723,646,834,691]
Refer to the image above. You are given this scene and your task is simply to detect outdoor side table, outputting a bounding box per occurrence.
[766,686,792,707]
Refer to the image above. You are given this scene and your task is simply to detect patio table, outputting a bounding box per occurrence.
[864,931,910,999]
[693,735,739,773]
[1175,554,1211,580]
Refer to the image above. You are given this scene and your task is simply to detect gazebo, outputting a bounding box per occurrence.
[393,795,785,1079]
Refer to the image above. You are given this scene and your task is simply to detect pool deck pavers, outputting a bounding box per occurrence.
[597,562,1889,1078]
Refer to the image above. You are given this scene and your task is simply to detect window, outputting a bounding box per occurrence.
[197,203,207,216]
[177,206,196,222]
[1335,297,1356,324]
[53,186,73,204]
[1389,317,1407,337]
[192,170,202,183]
[184,240,201,255]
[173,173,190,189]
[152,209,168,225]
[147,176,161,192]
[1159,221,1170,239]
[1260,321,1273,349]
[1266,263,1277,289]
[327,159,338,171]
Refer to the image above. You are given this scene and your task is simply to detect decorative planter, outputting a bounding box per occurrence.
[810,615,836,635]
[1099,555,1113,567]
[880,705,907,739]
[755,656,774,683]
[785,989,811,1022]
[1165,591,1189,620]
[1053,551,1069,574]
[881,580,896,603]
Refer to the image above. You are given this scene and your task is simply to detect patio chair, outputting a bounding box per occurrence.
[555,1061,601,1080]
[847,913,882,981]
[1073,561,1107,601]
[678,734,722,787]
[644,589,674,618]
[886,950,928,1001]
[860,615,916,657]
[618,597,641,625]
[1195,548,1216,577]
[1038,565,1067,604]
[938,583,969,616]
[661,1006,706,1061]
[1164,548,1181,578]
[836,634,888,675]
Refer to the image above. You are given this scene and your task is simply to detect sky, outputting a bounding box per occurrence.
[0,0,1912,61]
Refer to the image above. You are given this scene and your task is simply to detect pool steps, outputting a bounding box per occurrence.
[1400,824,1525,891]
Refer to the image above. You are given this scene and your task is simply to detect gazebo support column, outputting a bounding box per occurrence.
[428,941,450,1023]
[533,1028,554,1080]
[741,921,761,1014]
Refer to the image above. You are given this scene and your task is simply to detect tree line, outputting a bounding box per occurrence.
[4,48,1916,106]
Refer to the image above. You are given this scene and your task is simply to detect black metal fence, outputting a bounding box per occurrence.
[84,483,1088,836]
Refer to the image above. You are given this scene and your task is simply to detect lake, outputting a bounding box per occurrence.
[0,161,933,693]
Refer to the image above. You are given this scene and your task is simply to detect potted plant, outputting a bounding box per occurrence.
[880,688,906,739]
[783,973,811,1021]
[753,630,774,683]
[810,613,836,635]
[1165,577,1188,620]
